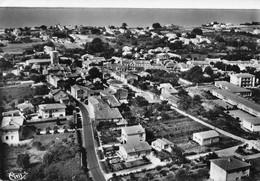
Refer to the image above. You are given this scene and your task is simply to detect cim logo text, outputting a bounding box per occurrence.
[8,171,28,181]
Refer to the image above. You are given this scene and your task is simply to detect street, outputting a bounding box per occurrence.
[78,102,106,181]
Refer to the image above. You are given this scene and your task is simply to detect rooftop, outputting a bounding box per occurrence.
[26,59,51,64]
[242,118,260,125]
[227,110,255,120]
[2,110,21,117]
[230,73,255,78]
[122,125,145,135]
[89,96,123,120]
[193,130,219,139]
[102,95,121,107]
[154,138,174,145]
[121,141,151,154]
[215,81,252,93]
[39,103,66,110]
[211,88,260,113]
[211,157,250,173]
[1,116,24,130]
[17,102,34,110]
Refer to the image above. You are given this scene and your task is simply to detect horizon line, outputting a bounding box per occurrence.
[0,7,260,10]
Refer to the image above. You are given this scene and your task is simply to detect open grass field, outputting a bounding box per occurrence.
[32,132,74,145]
[0,85,34,101]
[2,42,39,53]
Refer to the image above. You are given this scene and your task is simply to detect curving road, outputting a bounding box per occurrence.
[78,102,106,181]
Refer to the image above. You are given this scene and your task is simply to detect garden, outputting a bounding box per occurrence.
[101,157,151,173]
[235,144,260,156]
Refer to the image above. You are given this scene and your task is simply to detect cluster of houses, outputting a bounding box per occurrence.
[1,23,260,180]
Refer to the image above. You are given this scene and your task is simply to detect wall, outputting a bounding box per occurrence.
[1,130,20,145]
[121,129,145,144]
[226,169,250,181]
[242,121,260,132]
[126,151,150,162]
[210,162,227,181]
[39,108,65,118]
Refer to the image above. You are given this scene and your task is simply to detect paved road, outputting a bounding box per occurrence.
[78,102,106,181]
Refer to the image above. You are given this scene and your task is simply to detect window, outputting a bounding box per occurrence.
[11,136,14,140]
[6,136,8,140]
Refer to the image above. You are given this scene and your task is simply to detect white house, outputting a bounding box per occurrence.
[193,130,220,146]
[38,103,66,118]
[151,138,174,152]
[241,117,260,132]
[0,116,24,145]
[210,157,250,181]
[121,125,146,144]
[118,141,151,162]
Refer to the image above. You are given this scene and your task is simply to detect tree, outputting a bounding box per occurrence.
[17,153,30,168]
[40,25,47,30]
[175,168,188,181]
[34,85,49,96]
[133,96,149,107]
[152,23,162,29]
[182,66,204,83]
[191,28,203,35]
[204,66,214,76]
[88,67,102,79]
[91,28,101,35]
[121,23,128,29]
[86,38,105,53]
[0,58,12,71]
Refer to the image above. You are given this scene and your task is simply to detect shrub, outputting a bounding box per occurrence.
[32,141,45,151]
[156,165,162,171]
[159,169,169,176]
[17,153,30,168]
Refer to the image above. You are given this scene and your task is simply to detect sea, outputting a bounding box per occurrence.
[0,8,259,28]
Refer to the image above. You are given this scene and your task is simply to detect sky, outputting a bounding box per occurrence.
[0,0,260,9]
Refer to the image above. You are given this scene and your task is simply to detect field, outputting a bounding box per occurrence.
[143,110,210,144]
[143,110,241,154]
[2,42,40,53]
[2,132,74,176]
[54,42,84,49]
[0,85,34,101]
[32,132,74,145]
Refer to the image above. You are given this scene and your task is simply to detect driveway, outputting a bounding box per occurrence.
[78,102,106,181]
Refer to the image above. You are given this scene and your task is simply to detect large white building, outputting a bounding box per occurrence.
[230,73,255,87]
[214,81,252,97]
[121,125,146,144]
[38,103,66,118]
[210,88,260,117]
[210,157,250,181]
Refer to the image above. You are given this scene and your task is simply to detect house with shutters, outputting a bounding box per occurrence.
[38,103,66,118]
